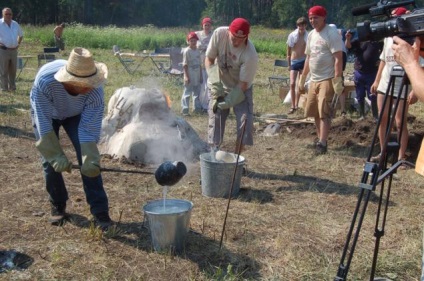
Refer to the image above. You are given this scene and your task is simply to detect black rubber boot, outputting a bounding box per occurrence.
[49,202,67,226]
[358,100,365,120]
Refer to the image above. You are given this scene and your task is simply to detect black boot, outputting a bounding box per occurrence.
[358,100,365,120]
[371,100,379,120]
[49,202,67,226]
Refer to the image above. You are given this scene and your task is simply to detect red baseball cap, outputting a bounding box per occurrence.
[187,32,199,41]
[308,6,327,17]
[229,18,250,38]
[202,17,212,25]
[392,7,407,16]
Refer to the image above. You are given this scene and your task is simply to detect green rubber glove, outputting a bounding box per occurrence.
[217,87,245,110]
[207,64,225,99]
[35,131,72,173]
[332,76,344,96]
[81,142,101,177]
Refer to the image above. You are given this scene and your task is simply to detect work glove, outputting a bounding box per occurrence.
[35,131,72,173]
[298,75,307,93]
[217,87,245,110]
[212,96,225,113]
[207,64,225,99]
[332,76,344,96]
[81,142,101,177]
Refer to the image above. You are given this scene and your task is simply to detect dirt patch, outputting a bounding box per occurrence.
[275,114,424,162]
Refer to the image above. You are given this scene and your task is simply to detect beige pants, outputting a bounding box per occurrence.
[0,48,18,91]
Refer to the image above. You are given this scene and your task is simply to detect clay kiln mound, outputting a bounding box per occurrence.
[99,86,209,164]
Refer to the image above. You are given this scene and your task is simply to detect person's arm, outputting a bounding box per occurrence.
[287,46,292,70]
[345,30,352,49]
[333,51,343,78]
[371,60,385,94]
[392,36,424,101]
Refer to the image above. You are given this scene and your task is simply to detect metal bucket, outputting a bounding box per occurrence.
[143,199,193,254]
[199,152,244,198]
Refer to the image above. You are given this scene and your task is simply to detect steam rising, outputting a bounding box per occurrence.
[100,86,208,164]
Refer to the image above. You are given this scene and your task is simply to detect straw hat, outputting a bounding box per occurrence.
[54,47,108,88]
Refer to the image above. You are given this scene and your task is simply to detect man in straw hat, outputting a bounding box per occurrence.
[298,5,344,155]
[205,17,258,152]
[30,47,112,230]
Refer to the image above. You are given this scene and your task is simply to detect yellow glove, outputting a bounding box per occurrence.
[81,142,101,177]
[35,131,72,173]
[332,77,344,96]
[298,75,307,93]
[207,64,225,99]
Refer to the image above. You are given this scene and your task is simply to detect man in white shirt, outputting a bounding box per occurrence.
[0,7,23,92]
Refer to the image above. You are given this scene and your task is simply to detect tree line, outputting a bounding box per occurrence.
[5,0,424,30]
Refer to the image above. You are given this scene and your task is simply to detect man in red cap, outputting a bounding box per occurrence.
[298,5,344,155]
[205,17,258,153]
[196,17,213,112]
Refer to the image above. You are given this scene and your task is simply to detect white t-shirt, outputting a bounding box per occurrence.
[286,28,308,48]
[0,19,23,48]
[195,30,212,67]
[305,25,343,82]
[183,47,202,86]
[206,26,258,89]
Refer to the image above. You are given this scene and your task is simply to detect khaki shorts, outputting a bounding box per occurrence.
[304,79,334,119]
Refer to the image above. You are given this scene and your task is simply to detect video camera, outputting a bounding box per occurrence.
[352,0,424,42]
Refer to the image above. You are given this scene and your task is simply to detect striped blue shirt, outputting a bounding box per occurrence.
[30,60,104,143]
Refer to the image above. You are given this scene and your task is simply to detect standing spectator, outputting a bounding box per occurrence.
[54,23,66,51]
[298,6,343,155]
[30,47,113,230]
[181,32,203,116]
[196,17,213,112]
[0,7,23,92]
[370,7,416,166]
[205,18,258,152]
[345,29,382,120]
[286,16,308,114]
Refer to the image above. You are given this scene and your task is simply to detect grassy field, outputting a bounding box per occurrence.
[0,25,423,280]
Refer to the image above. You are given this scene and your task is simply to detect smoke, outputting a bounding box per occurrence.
[100,86,208,165]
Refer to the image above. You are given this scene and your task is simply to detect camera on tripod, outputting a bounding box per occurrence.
[352,0,423,43]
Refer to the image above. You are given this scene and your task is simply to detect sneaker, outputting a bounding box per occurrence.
[49,202,67,226]
[181,109,189,116]
[94,211,113,231]
[370,153,381,163]
[315,142,327,155]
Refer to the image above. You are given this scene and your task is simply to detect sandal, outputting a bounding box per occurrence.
[288,108,296,114]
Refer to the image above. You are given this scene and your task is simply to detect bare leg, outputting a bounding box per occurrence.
[320,118,331,145]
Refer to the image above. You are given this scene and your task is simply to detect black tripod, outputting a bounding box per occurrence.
[334,65,415,280]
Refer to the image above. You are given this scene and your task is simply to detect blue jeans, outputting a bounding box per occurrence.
[33,115,109,215]
[354,70,377,103]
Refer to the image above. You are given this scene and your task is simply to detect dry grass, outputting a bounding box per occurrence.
[0,41,423,280]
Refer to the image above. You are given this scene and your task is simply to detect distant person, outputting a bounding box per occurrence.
[30,47,113,230]
[181,32,203,116]
[370,7,416,167]
[0,7,23,92]
[286,16,308,114]
[345,29,382,120]
[205,18,258,152]
[196,17,213,112]
[298,6,343,155]
[54,23,65,51]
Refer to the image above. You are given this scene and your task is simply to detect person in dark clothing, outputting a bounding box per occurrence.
[345,30,383,120]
